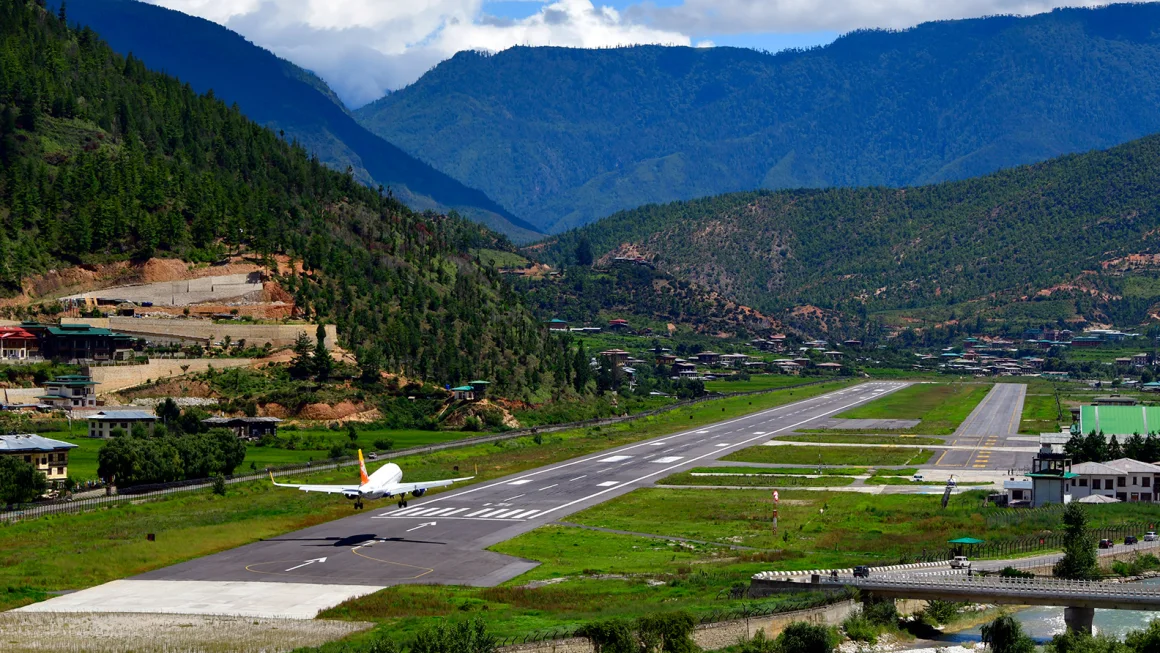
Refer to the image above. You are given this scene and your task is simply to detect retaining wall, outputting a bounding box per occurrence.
[499,600,860,653]
[87,358,253,393]
[62,317,336,348]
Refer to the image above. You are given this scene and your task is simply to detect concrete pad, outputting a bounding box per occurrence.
[15,580,383,619]
[811,418,922,430]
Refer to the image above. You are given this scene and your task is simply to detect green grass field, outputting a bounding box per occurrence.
[835,383,992,434]
[773,434,943,446]
[1020,391,1063,434]
[684,466,869,476]
[659,471,856,487]
[1,380,856,613]
[723,445,934,467]
[702,376,814,393]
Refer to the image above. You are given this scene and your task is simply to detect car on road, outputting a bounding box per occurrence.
[912,474,924,482]
[1146,531,1157,542]
[946,478,957,487]
[950,556,971,569]
[1099,539,1115,549]
[853,565,870,578]
[1126,535,1139,545]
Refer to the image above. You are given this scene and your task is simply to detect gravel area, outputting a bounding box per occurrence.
[0,612,370,652]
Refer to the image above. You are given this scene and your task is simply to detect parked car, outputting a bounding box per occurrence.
[950,556,971,569]
[1099,539,1115,549]
[912,474,924,482]
[1126,535,1139,545]
[1146,531,1157,542]
[853,566,870,578]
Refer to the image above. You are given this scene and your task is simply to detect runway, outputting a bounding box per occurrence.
[21,382,910,618]
[933,383,1033,471]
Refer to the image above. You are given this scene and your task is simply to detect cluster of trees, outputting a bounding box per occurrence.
[0,0,573,400]
[540,130,1160,327]
[1065,431,1160,464]
[0,455,47,505]
[360,3,1160,233]
[97,428,246,486]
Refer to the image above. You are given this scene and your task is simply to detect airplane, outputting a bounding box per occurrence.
[269,450,473,509]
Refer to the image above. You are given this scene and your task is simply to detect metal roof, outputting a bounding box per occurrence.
[88,410,158,421]
[202,416,282,424]
[0,434,78,452]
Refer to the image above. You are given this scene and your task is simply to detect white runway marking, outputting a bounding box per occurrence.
[715,443,730,447]
[597,481,620,487]
[652,456,684,463]
[504,494,526,501]
[508,480,532,485]
[539,484,558,491]
[599,455,632,462]
[569,475,587,481]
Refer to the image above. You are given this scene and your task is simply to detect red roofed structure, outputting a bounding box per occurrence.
[0,327,37,360]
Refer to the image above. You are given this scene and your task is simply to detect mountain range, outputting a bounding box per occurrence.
[535,132,1160,330]
[55,0,543,241]
[359,3,1160,234]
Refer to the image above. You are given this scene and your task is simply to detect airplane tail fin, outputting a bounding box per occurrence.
[358,450,370,486]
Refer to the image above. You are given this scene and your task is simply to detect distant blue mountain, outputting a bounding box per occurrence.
[357,3,1160,234]
[57,0,542,241]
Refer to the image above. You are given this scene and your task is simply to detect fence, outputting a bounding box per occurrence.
[1,378,851,522]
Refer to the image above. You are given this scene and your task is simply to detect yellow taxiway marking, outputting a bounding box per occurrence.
[934,450,950,466]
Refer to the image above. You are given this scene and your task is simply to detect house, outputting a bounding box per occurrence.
[24,322,135,362]
[598,349,630,365]
[0,326,38,360]
[1133,353,1150,367]
[0,434,78,487]
[201,416,282,440]
[774,360,801,375]
[694,351,720,365]
[656,354,677,365]
[1071,336,1102,348]
[450,385,475,401]
[673,361,698,377]
[546,318,569,331]
[823,350,843,360]
[767,335,787,352]
[720,353,749,367]
[608,319,631,331]
[815,362,843,371]
[1070,459,1160,503]
[842,340,863,348]
[86,410,158,437]
[467,380,491,398]
[37,374,98,409]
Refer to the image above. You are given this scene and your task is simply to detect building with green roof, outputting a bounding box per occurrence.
[1077,405,1160,437]
[23,322,135,362]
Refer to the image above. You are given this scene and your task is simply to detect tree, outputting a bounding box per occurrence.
[1054,502,1100,580]
[573,341,592,392]
[157,397,181,425]
[313,324,333,381]
[575,236,594,266]
[981,615,1035,653]
[1109,434,1124,460]
[0,456,48,505]
[1048,629,1129,653]
[1124,620,1160,652]
[289,332,314,379]
[358,346,383,384]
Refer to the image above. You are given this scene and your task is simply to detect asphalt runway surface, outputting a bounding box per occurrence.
[136,381,909,588]
[933,383,1034,471]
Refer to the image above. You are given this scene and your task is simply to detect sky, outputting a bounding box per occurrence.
[144,0,1118,108]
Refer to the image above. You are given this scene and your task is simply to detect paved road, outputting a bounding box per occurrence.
[136,382,909,588]
[934,383,1032,471]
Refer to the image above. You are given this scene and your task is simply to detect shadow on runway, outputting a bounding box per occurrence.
[261,534,446,547]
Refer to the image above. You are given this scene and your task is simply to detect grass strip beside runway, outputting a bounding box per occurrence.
[772,434,943,445]
[832,383,992,434]
[659,471,856,487]
[723,445,934,467]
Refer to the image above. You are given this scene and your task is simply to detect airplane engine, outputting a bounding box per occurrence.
[413,488,427,497]
[343,491,360,500]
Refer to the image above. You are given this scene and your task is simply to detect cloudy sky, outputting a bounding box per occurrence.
[146,0,1113,107]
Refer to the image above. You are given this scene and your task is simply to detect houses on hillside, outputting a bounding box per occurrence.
[0,434,77,487]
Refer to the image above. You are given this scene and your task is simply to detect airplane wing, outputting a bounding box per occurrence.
[389,477,474,495]
[269,472,360,495]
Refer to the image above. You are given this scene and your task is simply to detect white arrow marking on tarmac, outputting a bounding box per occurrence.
[284,557,327,572]
[407,521,437,532]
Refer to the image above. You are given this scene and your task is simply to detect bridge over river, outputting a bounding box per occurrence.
[753,574,1160,633]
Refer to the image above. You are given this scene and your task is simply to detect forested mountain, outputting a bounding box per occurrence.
[359,4,1160,233]
[53,0,542,241]
[536,133,1160,328]
[0,0,569,398]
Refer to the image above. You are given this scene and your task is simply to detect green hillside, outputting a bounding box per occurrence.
[358,4,1160,233]
[0,0,564,398]
[536,133,1160,328]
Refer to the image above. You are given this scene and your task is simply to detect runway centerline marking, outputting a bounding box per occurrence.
[504,494,526,501]
[539,484,558,491]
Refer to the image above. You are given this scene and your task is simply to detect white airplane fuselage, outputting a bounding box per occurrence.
[347,463,427,501]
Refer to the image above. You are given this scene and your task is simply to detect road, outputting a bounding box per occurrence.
[129,382,908,589]
[933,383,1033,471]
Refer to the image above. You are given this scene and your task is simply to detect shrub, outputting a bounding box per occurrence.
[582,618,636,653]
[776,622,838,653]
[636,611,697,653]
[411,618,496,653]
[463,416,483,432]
[921,599,967,626]
[373,438,395,451]
[736,630,777,653]
[981,615,1035,653]
[842,612,878,644]
[211,475,226,496]
[1000,567,1035,579]
[863,599,898,627]
[328,444,345,459]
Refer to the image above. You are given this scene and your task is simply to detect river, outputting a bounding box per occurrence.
[938,577,1160,644]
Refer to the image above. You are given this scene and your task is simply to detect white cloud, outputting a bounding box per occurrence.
[147,0,688,106]
[632,0,1113,36]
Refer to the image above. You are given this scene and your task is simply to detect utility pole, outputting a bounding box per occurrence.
[772,489,779,532]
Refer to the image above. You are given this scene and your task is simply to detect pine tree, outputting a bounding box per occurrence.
[313,323,333,381]
[1053,502,1100,580]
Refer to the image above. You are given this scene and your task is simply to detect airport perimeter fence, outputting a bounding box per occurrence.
[1,378,848,523]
